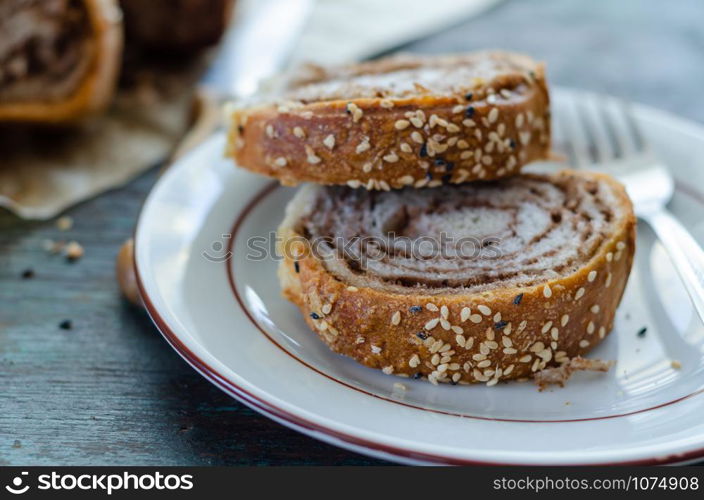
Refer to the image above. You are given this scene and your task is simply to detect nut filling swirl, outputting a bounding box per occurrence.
[281,170,636,384]
[299,174,626,295]
[0,0,92,103]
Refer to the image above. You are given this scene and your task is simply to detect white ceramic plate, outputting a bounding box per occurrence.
[134,88,704,465]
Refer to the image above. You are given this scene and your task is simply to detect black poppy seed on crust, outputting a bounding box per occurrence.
[465,92,473,101]
[425,171,433,180]
[434,158,446,167]
[513,293,523,305]
[637,327,647,337]
[416,332,428,340]
[59,320,72,330]
[21,268,34,279]
[465,106,475,118]
[509,138,516,150]
[494,320,508,330]
[442,174,451,183]
[310,312,321,320]
[413,372,422,380]
[450,380,458,385]
[409,305,422,313]
[294,261,300,273]
[446,161,454,171]
[419,143,428,158]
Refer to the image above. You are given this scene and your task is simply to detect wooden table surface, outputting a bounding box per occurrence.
[2,0,704,466]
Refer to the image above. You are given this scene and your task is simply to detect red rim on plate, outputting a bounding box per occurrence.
[134,181,704,466]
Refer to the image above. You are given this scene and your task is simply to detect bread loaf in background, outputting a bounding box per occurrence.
[119,0,235,51]
[0,0,123,123]
[0,0,235,124]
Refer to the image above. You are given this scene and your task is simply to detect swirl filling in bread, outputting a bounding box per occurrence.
[0,0,121,122]
[298,174,626,295]
[279,171,636,385]
[228,51,550,189]
[0,0,92,103]
[281,52,541,103]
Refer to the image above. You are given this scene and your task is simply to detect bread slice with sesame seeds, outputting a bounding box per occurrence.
[277,170,635,385]
[226,51,550,189]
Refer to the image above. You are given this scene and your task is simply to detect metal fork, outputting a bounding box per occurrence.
[556,89,704,324]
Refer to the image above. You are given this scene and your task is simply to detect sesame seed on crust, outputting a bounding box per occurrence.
[278,170,634,385]
[227,52,551,188]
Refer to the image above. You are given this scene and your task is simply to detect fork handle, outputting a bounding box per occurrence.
[644,209,704,324]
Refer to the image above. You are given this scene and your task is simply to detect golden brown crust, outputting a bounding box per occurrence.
[0,0,123,123]
[278,171,636,385]
[227,51,550,189]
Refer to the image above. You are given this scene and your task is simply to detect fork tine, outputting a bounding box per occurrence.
[599,97,643,158]
[552,104,579,166]
[578,94,616,163]
[573,98,599,164]
[621,100,648,153]
[595,97,623,158]
[556,92,593,168]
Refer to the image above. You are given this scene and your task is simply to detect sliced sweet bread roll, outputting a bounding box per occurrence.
[228,51,550,189]
[0,0,122,123]
[278,170,636,385]
[119,0,235,51]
